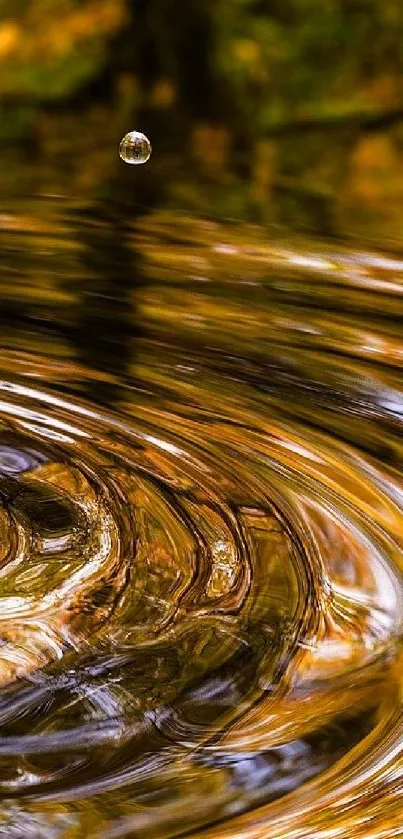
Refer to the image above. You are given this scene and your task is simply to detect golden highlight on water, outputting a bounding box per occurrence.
[0,205,401,839]
[119,130,152,164]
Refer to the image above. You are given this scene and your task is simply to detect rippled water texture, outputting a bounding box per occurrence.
[0,200,402,838]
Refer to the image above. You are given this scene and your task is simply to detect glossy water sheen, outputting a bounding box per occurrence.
[0,199,402,839]
[119,132,152,165]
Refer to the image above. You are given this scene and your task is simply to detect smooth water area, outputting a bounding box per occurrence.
[0,197,401,838]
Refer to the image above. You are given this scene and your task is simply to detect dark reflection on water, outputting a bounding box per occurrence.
[0,198,401,838]
[72,206,142,402]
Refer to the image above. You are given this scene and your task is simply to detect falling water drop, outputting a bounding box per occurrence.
[119,131,152,165]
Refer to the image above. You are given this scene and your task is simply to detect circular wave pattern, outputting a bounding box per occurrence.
[0,209,402,838]
[0,348,400,839]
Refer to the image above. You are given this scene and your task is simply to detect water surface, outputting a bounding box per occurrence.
[0,198,401,838]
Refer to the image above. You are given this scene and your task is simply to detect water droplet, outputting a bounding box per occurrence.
[119,131,152,165]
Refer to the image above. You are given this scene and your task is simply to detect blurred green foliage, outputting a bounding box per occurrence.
[0,0,126,98]
[217,0,403,127]
[1,0,403,240]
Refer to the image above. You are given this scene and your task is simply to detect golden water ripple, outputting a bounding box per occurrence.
[0,203,401,838]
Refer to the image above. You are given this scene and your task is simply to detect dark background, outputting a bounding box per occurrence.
[1,0,403,241]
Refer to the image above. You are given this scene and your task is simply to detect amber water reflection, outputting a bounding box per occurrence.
[0,201,401,838]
